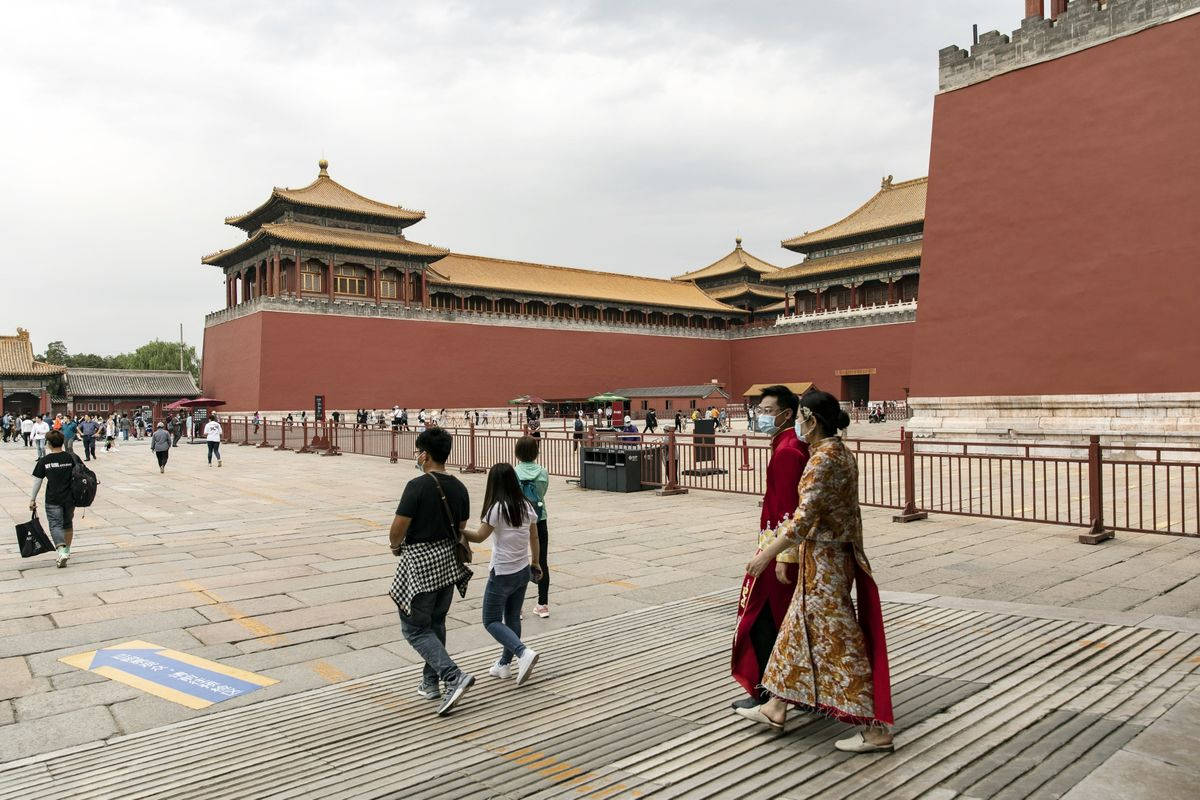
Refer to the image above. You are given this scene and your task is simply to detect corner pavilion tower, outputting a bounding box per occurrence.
[203,160,449,309]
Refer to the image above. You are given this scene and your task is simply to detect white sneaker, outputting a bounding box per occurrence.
[534,604,550,618]
[488,660,512,679]
[515,647,539,686]
[55,547,69,568]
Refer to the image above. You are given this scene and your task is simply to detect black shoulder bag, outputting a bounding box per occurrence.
[429,472,472,565]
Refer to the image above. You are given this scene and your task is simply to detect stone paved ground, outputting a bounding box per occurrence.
[1,434,1199,792]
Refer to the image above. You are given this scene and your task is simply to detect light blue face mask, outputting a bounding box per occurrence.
[757,412,781,434]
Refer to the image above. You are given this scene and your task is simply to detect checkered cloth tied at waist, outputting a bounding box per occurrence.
[388,540,473,614]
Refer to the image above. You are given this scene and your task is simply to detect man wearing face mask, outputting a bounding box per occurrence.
[388,428,475,716]
[730,385,809,709]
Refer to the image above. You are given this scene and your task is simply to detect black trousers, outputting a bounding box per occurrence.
[82,436,96,459]
[156,450,169,468]
[535,518,550,605]
[747,608,779,700]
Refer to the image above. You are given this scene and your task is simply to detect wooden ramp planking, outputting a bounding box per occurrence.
[1,591,1198,800]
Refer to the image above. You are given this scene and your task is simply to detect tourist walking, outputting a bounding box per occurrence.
[737,391,894,752]
[1,412,11,443]
[388,428,475,715]
[105,415,116,451]
[730,385,809,709]
[204,414,223,467]
[151,422,172,473]
[120,414,131,441]
[466,462,543,684]
[78,414,100,461]
[514,436,551,617]
[643,407,658,434]
[572,411,585,452]
[61,414,78,454]
[29,430,76,568]
[31,415,50,459]
[21,414,34,446]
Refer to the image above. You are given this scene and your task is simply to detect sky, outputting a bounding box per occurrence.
[0,0,1015,357]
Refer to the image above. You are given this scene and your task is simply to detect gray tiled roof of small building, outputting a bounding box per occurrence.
[66,368,202,398]
[606,385,730,398]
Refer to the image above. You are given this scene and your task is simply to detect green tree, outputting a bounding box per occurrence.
[113,340,200,379]
[41,340,70,365]
[36,338,200,381]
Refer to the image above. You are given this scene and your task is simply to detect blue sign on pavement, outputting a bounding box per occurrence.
[60,640,277,709]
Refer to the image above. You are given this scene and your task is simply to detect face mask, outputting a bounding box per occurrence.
[757,412,782,434]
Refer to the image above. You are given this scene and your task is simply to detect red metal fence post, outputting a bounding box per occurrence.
[389,428,398,463]
[655,427,688,496]
[239,417,252,446]
[322,421,342,456]
[1079,435,1115,544]
[276,420,291,451]
[257,420,270,447]
[297,421,312,453]
[461,421,485,473]
[739,435,754,472]
[892,428,928,522]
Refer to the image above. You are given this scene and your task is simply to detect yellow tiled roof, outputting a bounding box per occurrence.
[225,161,426,227]
[427,253,748,313]
[765,240,922,283]
[673,239,781,281]
[0,329,65,377]
[742,382,815,398]
[202,222,448,266]
[703,281,786,301]
[782,176,926,250]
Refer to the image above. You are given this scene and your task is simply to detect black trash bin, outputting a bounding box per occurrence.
[579,444,661,492]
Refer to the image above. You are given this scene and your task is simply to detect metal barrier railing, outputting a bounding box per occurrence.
[224,418,1199,540]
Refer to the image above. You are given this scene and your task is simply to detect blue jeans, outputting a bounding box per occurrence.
[207,441,221,463]
[399,585,460,685]
[482,567,530,664]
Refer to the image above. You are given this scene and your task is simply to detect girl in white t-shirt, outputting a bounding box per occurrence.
[466,463,543,686]
[203,415,223,467]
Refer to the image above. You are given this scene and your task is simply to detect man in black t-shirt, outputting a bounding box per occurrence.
[388,427,475,716]
[29,430,76,568]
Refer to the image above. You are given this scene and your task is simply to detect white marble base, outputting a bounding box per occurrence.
[907,393,1200,447]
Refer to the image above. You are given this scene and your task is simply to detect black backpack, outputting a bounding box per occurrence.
[70,455,99,507]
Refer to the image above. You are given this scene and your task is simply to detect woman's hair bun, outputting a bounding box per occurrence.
[836,409,851,430]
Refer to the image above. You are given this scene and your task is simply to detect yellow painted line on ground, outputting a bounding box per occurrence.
[606,580,638,589]
[487,745,640,797]
[179,579,353,685]
[179,580,284,644]
[312,661,351,682]
[337,514,385,530]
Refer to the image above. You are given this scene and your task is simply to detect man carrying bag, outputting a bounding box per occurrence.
[388,427,475,717]
[29,430,78,567]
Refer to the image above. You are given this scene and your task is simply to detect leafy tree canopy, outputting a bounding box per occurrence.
[38,339,199,380]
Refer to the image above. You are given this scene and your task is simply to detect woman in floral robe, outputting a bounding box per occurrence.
[738,390,895,752]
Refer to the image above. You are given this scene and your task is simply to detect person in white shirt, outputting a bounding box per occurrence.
[21,415,35,447]
[203,414,223,467]
[31,417,51,459]
[465,463,543,686]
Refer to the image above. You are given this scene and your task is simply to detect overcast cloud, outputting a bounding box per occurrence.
[0,0,1013,356]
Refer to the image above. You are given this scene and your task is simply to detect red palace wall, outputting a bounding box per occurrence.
[201,311,916,411]
[204,311,731,411]
[910,14,1200,398]
[729,323,915,402]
